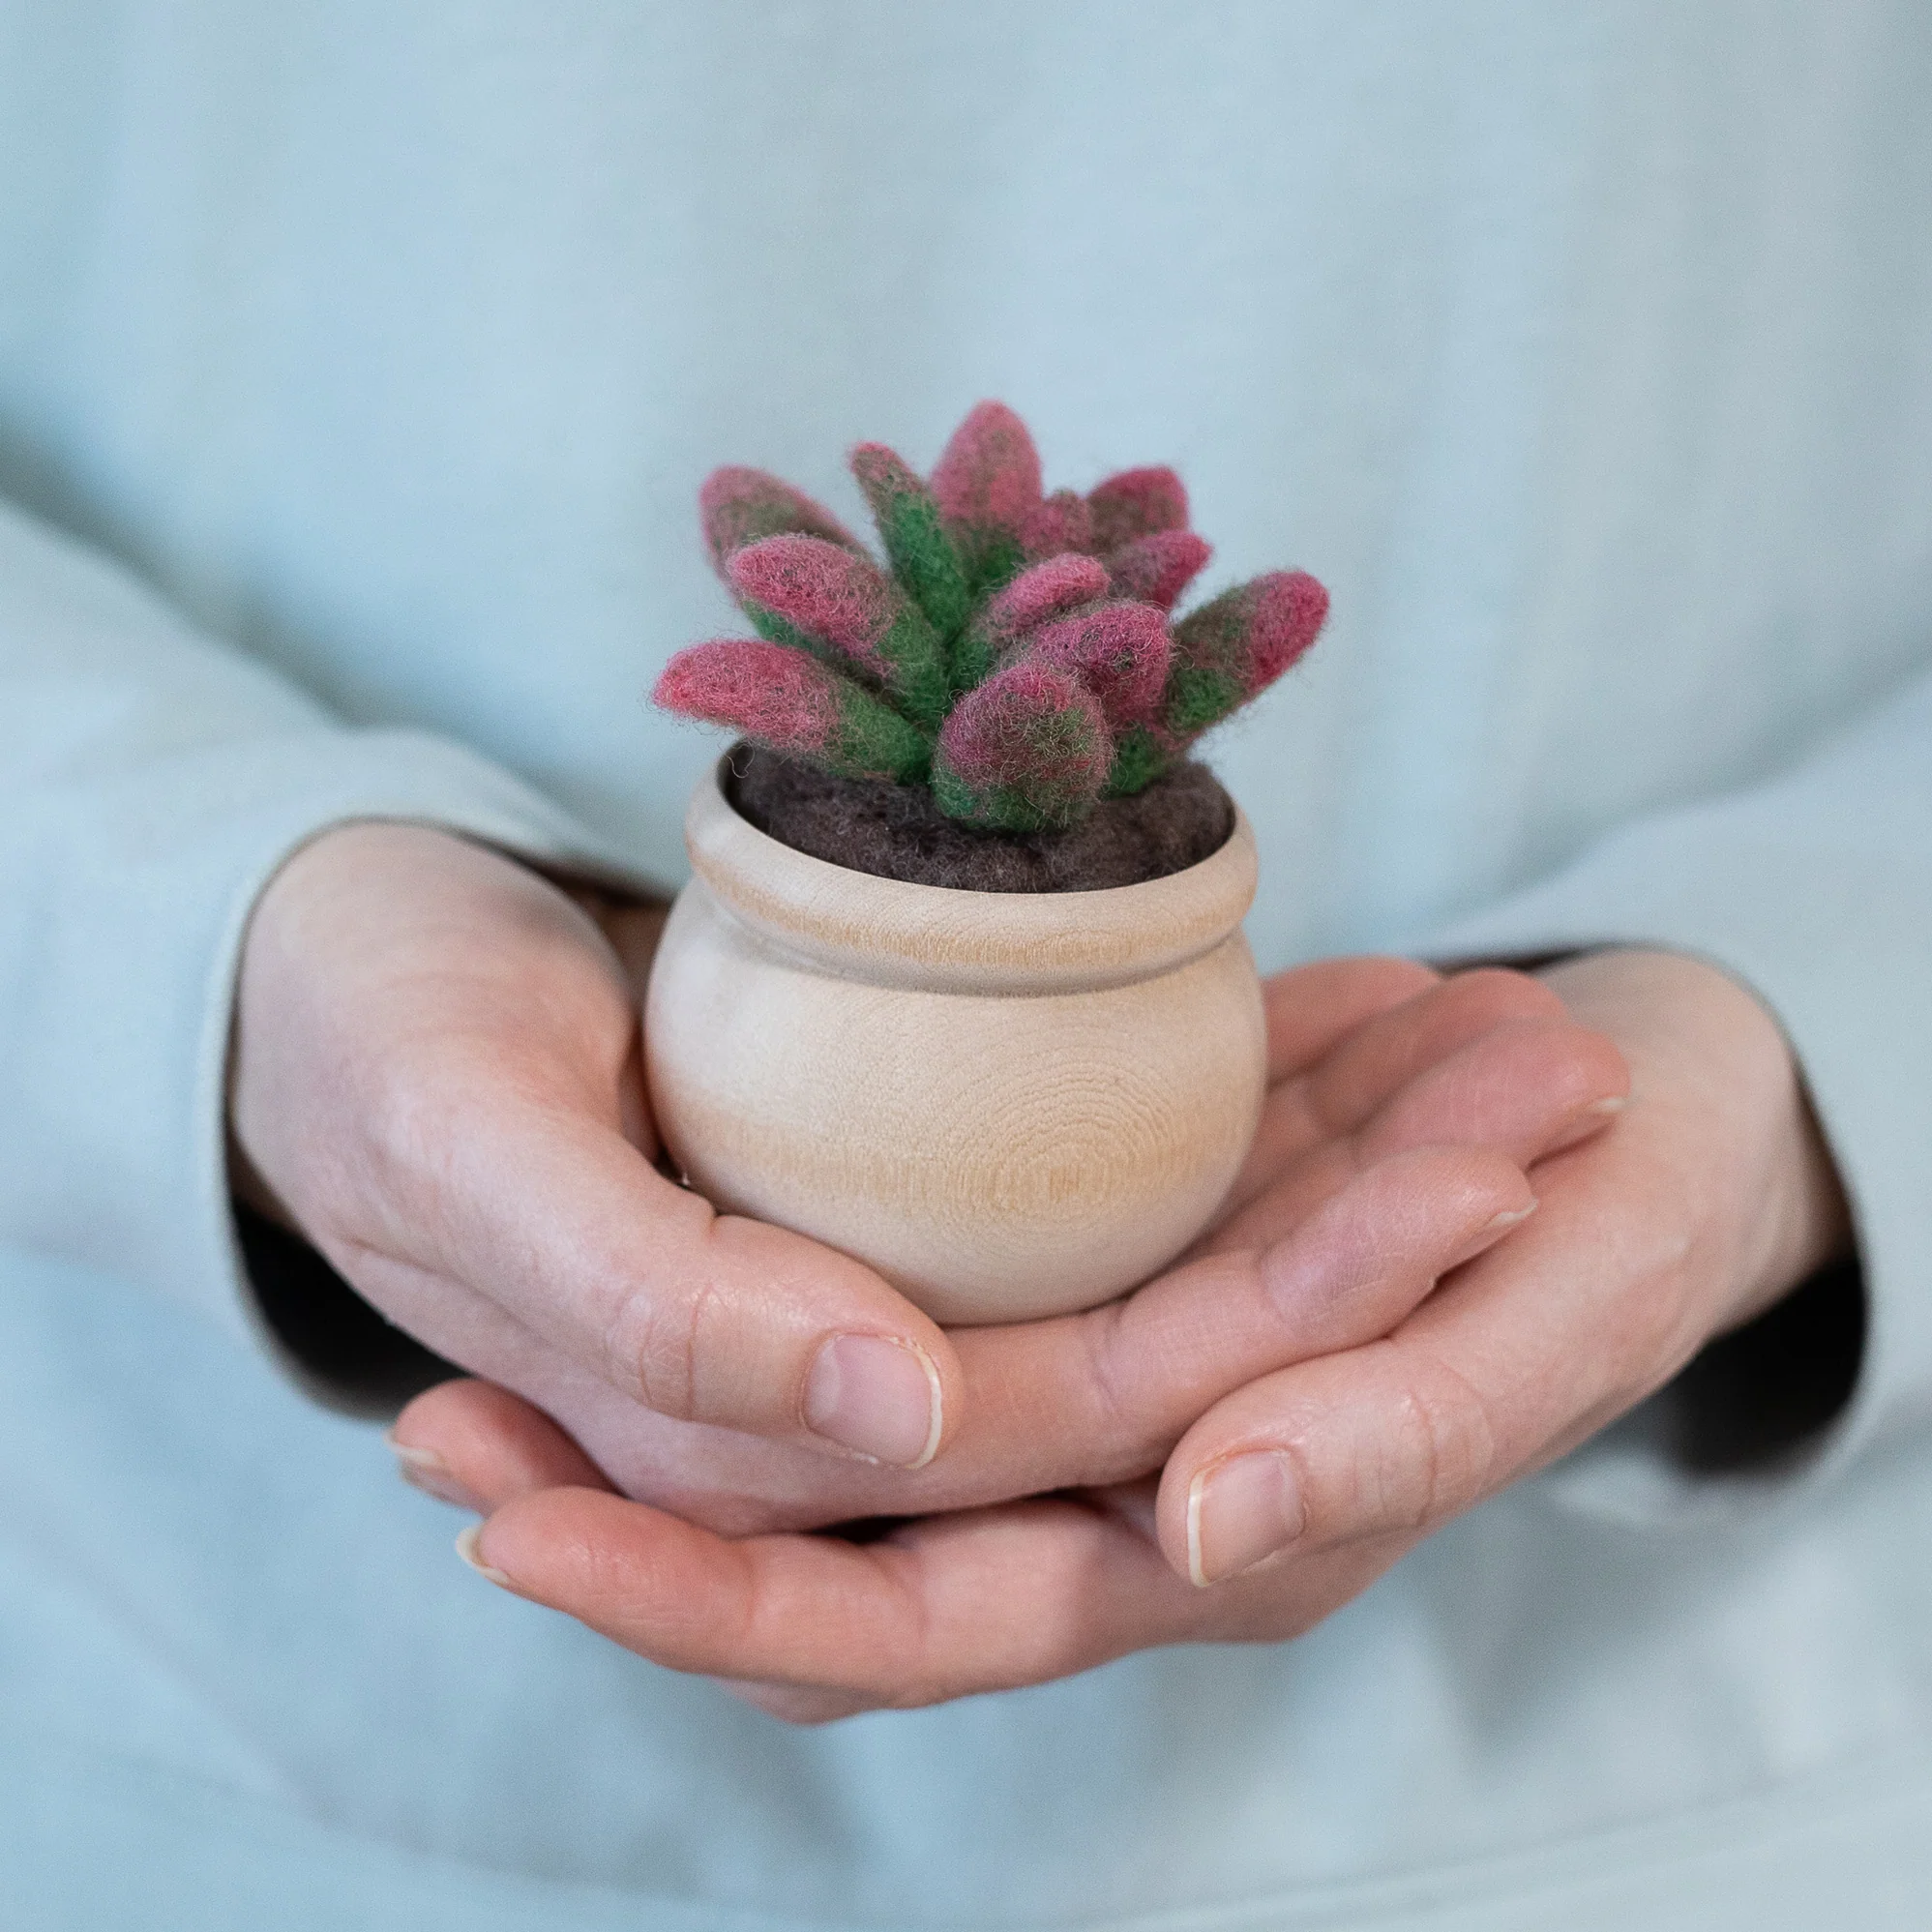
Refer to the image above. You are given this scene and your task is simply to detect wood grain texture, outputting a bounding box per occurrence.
[646,759,1266,1323]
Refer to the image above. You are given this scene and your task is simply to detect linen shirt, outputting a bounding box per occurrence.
[4,4,1932,1925]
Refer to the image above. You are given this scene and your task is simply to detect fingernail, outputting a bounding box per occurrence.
[1187,1451,1304,1587]
[1545,1091,1628,1153]
[804,1335,943,1469]
[385,1431,485,1511]
[1445,1200,1538,1271]
[454,1523,514,1588]
[1482,1203,1537,1234]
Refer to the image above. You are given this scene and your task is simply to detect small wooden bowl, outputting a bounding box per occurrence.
[645,758,1266,1324]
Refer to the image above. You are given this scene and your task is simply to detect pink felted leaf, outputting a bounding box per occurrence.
[1025,600,1172,728]
[698,467,862,579]
[1020,489,1095,561]
[655,639,837,748]
[931,401,1043,539]
[1086,466,1189,552]
[974,554,1111,651]
[1107,529,1212,612]
[952,552,1111,693]
[728,534,952,729]
[653,639,929,781]
[1164,569,1329,739]
[728,536,898,675]
[1239,569,1329,687]
[932,660,1111,831]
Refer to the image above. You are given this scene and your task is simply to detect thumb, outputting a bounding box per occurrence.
[380,1095,959,1469]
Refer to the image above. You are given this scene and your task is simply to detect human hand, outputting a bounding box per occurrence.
[397,957,1782,1720]
[243,830,1600,1535]
[394,955,1628,1533]
[229,822,966,1469]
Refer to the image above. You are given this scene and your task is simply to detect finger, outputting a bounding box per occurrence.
[1156,1343,1491,1587]
[556,887,670,1001]
[340,1246,869,1537]
[1074,1471,1163,1543]
[385,1140,1532,1537]
[1304,967,1567,1129]
[469,1490,1224,1709]
[1205,1015,1626,1258]
[391,1378,615,1511]
[1224,968,1572,1214]
[473,1491,1183,1703]
[389,1143,1532,1538]
[1157,1135,1690,1587]
[1262,956,1439,1082]
[357,1096,964,1469]
[866,1144,1536,1510]
[464,1486,1407,1710]
[710,1679,881,1725]
[1360,1016,1628,1165]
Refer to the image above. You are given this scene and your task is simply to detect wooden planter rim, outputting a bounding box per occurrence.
[685,755,1258,996]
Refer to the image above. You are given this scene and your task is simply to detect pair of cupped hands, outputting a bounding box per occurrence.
[230,823,1849,1724]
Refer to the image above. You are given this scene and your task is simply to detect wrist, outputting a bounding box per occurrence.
[1751,1064,1854,1327]
[1534,947,1852,1332]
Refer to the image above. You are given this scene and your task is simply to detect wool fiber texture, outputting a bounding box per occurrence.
[933,660,1112,830]
[700,466,860,577]
[731,748,1234,892]
[931,401,1043,595]
[957,554,1112,688]
[850,442,976,643]
[654,640,929,782]
[658,401,1328,850]
[1166,570,1328,740]
[1020,488,1095,562]
[1087,465,1189,551]
[1025,602,1172,728]
[1109,529,1212,611]
[728,536,951,729]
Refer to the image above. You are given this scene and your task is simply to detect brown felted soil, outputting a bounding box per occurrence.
[726,746,1235,892]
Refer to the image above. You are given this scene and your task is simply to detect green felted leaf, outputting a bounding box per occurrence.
[877,607,954,731]
[930,768,1043,832]
[1104,724,1171,796]
[931,401,1044,601]
[850,444,975,647]
[831,684,933,783]
[948,629,999,696]
[955,528,1027,603]
[740,600,822,655]
[1164,572,1327,740]
[1164,663,1245,737]
[655,639,932,784]
[699,467,863,577]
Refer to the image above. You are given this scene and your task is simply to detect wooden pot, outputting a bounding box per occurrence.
[645,758,1266,1324]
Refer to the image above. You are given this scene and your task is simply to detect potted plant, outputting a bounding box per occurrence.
[646,404,1326,1324]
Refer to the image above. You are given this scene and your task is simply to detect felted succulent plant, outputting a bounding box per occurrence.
[654,402,1328,833]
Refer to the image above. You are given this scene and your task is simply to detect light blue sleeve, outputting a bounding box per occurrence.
[1428,662,1932,1521]
[0,500,653,1374]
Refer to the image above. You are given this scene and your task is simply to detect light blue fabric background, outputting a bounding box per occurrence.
[3,3,1932,1924]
